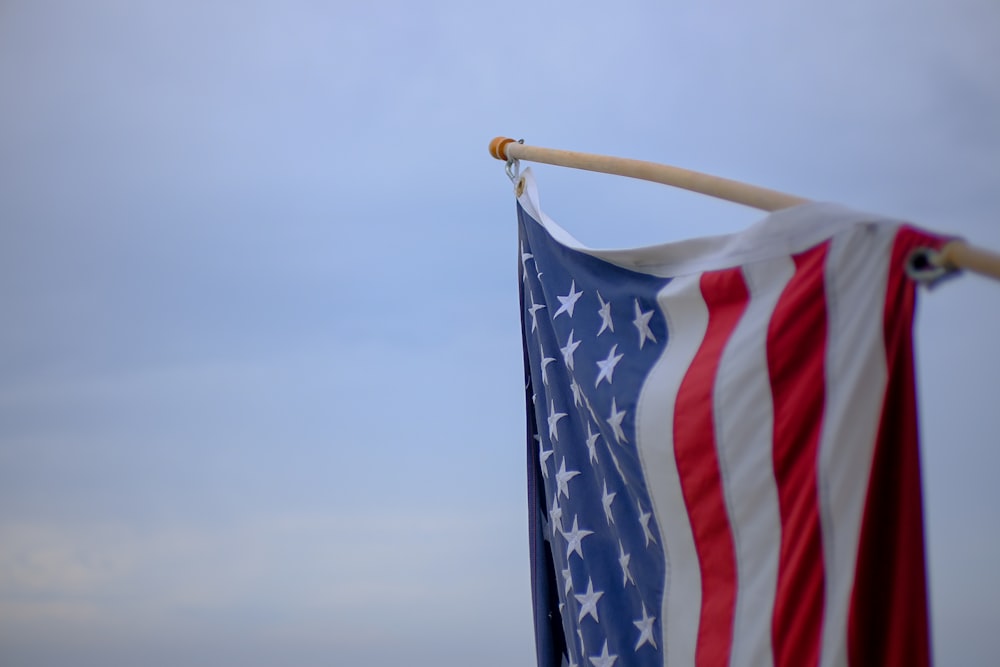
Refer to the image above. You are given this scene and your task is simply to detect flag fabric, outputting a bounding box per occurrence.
[516,168,947,667]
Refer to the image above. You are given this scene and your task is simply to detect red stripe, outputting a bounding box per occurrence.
[848,227,939,667]
[674,267,749,667]
[767,244,829,667]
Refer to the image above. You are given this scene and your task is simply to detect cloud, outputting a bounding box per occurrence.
[0,508,532,664]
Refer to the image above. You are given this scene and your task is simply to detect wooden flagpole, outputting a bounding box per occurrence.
[489,137,1000,282]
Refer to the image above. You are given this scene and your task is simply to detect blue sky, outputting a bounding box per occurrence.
[1,1,998,665]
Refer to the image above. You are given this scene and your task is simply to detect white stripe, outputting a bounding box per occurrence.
[515,168,906,278]
[714,257,796,667]
[636,273,707,667]
[817,223,897,667]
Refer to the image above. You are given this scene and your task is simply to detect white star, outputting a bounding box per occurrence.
[585,423,600,465]
[556,458,581,499]
[634,602,658,650]
[633,299,657,349]
[595,344,624,388]
[607,398,627,444]
[575,577,604,623]
[520,242,534,282]
[539,439,553,479]
[563,515,593,561]
[597,291,614,335]
[618,541,635,587]
[554,279,583,318]
[638,503,656,546]
[548,400,567,441]
[589,640,618,667]
[560,329,582,370]
[570,377,584,408]
[562,566,573,595]
[527,298,546,332]
[550,491,563,536]
[541,354,556,386]
[601,480,616,525]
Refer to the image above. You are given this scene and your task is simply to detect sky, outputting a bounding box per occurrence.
[0,1,998,665]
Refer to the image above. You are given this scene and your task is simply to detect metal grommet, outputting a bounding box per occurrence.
[905,247,952,286]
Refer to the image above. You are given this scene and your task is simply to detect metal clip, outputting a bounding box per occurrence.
[504,139,525,183]
[505,156,520,183]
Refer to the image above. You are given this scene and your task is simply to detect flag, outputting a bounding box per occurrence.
[517,168,946,667]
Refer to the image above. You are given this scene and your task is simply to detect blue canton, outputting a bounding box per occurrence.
[519,203,671,667]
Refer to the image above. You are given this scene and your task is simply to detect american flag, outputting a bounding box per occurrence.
[517,169,946,667]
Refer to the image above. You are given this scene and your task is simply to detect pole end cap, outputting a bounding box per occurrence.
[489,136,516,160]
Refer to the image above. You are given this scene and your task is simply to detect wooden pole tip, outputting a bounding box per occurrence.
[489,136,515,160]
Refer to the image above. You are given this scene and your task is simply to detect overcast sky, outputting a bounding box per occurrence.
[1,2,998,666]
